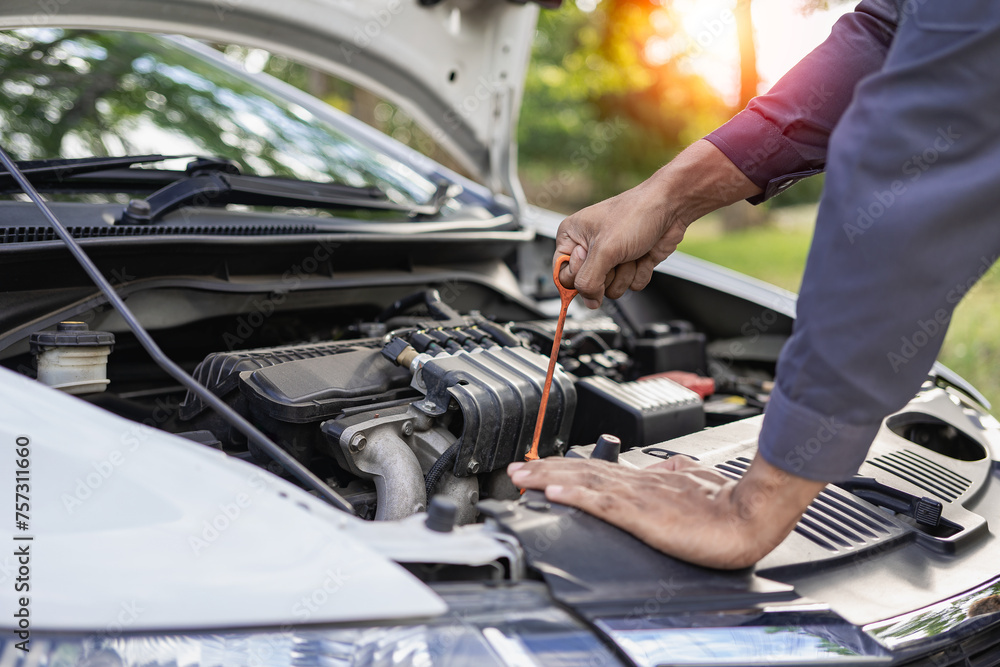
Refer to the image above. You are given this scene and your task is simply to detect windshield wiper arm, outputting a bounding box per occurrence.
[118,158,454,224]
[0,154,183,189]
[1,155,460,221]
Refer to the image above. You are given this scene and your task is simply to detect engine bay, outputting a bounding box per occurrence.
[5,273,781,526]
[6,245,1000,649]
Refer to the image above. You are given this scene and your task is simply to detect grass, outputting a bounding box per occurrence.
[679,205,1000,413]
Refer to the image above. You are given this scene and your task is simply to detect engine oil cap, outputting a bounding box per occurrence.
[29,321,115,354]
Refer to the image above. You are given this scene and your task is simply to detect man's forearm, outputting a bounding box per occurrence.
[552,139,762,307]
[651,139,763,229]
[730,453,826,564]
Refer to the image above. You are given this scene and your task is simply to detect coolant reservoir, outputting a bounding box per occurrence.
[29,321,115,395]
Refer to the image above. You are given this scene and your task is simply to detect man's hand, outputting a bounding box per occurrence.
[555,180,684,310]
[506,453,825,569]
[555,140,762,308]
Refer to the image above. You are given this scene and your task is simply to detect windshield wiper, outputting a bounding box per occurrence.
[119,158,460,224]
[2,155,460,222]
[119,157,394,224]
[0,154,182,189]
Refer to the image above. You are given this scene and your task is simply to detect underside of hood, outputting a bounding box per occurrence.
[0,0,541,196]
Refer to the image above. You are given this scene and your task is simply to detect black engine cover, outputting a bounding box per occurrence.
[418,347,576,476]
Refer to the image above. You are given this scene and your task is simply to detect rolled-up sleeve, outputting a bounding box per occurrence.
[705,0,898,203]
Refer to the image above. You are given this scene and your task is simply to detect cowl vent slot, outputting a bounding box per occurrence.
[867,449,972,502]
[0,224,317,243]
[716,457,904,554]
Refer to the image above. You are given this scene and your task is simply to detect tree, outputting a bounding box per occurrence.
[517,0,731,210]
[735,0,758,110]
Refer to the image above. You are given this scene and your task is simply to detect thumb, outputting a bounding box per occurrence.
[573,243,615,303]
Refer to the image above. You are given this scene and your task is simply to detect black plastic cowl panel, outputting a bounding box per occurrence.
[479,492,797,617]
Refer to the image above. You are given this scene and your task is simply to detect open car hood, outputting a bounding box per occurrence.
[0,0,541,196]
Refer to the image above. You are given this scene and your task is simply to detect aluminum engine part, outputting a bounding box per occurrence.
[414,346,576,476]
[322,403,478,523]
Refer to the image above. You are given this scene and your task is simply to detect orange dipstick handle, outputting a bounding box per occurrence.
[526,254,578,461]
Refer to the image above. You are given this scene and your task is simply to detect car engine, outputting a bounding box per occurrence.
[14,279,776,525]
[159,287,724,523]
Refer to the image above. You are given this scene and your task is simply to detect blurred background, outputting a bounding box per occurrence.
[223,0,1000,411]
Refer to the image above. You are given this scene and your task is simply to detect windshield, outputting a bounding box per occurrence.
[0,29,437,205]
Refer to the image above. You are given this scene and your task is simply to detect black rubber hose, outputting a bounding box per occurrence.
[471,313,522,347]
[377,288,462,323]
[0,145,356,514]
[425,439,461,499]
[568,330,611,352]
[424,288,462,321]
[377,291,427,322]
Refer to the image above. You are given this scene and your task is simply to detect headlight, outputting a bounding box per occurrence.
[595,611,892,666]
[0,585,625,667]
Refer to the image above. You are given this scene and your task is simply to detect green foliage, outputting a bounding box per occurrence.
[518,1,732,208]
[680,214,813,292]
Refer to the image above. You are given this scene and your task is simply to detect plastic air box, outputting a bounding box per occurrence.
[569,375,704,448]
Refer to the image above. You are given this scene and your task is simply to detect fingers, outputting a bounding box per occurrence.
[509,458,623,492]
[544,484,627,523]
[573,242,616,306]
[509,461,648,531]
[556,246,609,309]
[632,255,658,292]
[555,246,604,308]
[553,189,678,308]
[508,457,717,497]
[557,245,585,290]
[606,260,637,299]
[650,454,700,471]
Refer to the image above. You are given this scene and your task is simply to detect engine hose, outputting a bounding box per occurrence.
[377,291,427,322]
[569,330,611,352]
[378,288,462,323]
[425,439,462,499]
[424,288,463,322]
[471,313,522,347]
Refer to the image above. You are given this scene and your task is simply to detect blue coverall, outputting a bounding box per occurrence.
[704,0,1000,480]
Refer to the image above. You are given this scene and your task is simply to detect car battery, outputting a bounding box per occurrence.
[569,375,705,449]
